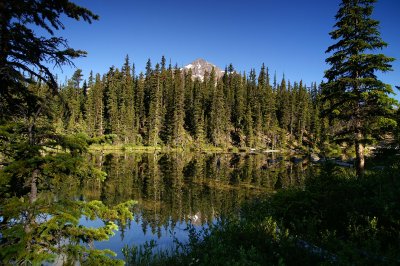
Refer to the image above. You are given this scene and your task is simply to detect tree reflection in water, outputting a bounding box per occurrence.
[79,152,317,258]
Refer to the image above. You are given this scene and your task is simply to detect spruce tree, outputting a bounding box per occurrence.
[322,0,396,177]
[160,65,174,144]
[104,67,122,138]
[172,67,185,147]
[184,69,195,138]
[148,64,162,146]
[135,73,146,142]
[277,77,290,132]
[244,102,254,147]
[231,73,245,145]
[210,80,229,147]
[310,82,322,147]
[288,81,297,138]
[0,1,98,118]
[296,81,309,146]
[94,73,105,137]
[121,55,136,143]
[62,69,86,133]
[192,79,206,144]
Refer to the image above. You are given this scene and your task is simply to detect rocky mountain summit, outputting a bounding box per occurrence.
[183,58,224,81]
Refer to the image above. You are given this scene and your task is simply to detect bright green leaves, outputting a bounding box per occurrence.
[0,193,136,265]
[0,111,134,265]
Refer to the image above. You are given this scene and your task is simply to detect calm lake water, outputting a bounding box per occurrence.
[78,152,316,259]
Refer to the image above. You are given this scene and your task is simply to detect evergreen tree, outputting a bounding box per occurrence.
[93,73,105,137]
[296,81,309,146]
[310,82,322,147]
[104,67,122,137]
[244,102,254,147]
[192,79,206,144]
[184,69,195,138]
[259,64,276,147]
[276,77,290,132]
[210,80,228,146]
[231,73,245,145]
[160,65,174,144]
[0,3,137,263]
[203,70,214,143]
[135,73,146,142]
[0,1,98,118]
[172,67,186,147]
[120,55,136,143]
[62,69,86,133]
[288,81,297,138]
[322,0,396,177]
[160,55,167,72]
[148,64,162,146]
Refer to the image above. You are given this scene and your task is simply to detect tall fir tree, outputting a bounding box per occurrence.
[148,64,162,146]
[231,72,245,145]
[120,55,136,143]
[210,79,229,146]
[172,66,186,147]
[192,79,206,144]
[135,73,146,142]
[322,0,396,177]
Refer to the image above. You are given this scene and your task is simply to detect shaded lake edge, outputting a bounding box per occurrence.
[121,154,400,265]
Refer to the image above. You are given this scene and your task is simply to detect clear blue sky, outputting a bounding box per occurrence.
[57,0,399,99]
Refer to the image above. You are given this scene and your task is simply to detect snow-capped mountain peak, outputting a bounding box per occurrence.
[183,58,224,81]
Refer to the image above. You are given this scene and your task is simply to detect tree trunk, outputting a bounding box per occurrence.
[28,107,41,203]
[29,169,39,204]
[355,132,365,178]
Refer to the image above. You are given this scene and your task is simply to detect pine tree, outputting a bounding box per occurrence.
[192,79,206,144]
[276,77,290,132]
[259,64,276,147]
[148,64,162,146]
[322,0,396,177]
[62,69,86,133]
[160,65,174,144]
[184,69,195,137]
[93,73,105,137]
[120,55,136,144]
[135,73,146,142]
[310,82,322,147]
[210,80,228,146]
[204,69,215,143]
[0,1,98,118]
[296,81,309,146]
[172,67,185,147]
[231,72,245,145]
[104,67,122,138]
[244,102,254,147]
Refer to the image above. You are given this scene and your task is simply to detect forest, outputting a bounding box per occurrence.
[57,58,325,151]
[1,0,400,265]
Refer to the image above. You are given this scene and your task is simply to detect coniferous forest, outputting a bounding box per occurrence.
[58,58,327,151]
[1,0,400,265]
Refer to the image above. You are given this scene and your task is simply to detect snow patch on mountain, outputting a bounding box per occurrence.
[182,58,224,81]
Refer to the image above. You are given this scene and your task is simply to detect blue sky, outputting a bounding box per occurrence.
[56,0,399,99]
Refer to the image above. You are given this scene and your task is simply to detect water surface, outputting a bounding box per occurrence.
[75,151,316,258]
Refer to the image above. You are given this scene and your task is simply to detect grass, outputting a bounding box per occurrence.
[89,143,230,153]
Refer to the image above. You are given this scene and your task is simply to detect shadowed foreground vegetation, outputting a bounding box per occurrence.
[123,149,400,265]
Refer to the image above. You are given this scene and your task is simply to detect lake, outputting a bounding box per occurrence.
[77,151,316,259]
